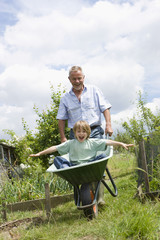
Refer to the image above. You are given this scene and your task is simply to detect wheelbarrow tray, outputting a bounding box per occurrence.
[46,147,113,186]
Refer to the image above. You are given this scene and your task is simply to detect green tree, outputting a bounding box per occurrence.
[122,91,160,144]
[2,85,69,168]
[2,129,34,165]
[29,84,69,167]
[113,130,134,152]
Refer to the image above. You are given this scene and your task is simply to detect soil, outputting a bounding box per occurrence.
[0,217,44,240]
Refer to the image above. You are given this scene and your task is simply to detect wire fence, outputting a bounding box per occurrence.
[137,136,160,195]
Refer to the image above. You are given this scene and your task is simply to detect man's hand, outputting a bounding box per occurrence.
[61,137,67,143]
[103,109,113,136]
[105,125,113,137]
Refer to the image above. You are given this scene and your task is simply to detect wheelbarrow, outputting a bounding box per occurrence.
[46,145,117,219]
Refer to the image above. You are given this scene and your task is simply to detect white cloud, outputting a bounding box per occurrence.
[0,64,69,106]
[146,98,160,114]
[84,60,144,111]
[0,0,160,139]
[0,104,24,137]
[111,96,160,135]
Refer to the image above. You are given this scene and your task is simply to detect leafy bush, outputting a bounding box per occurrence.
[29,84,70,167]
[2,84,69,168]
[122,91,160,144]
[113,130,135,153]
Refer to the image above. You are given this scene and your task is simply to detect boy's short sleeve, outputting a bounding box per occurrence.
[92,139,107,152]
[56,141,70,155]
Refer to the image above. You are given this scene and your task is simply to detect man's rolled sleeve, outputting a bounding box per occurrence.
[57,99,68,120]
[96,87,112,112]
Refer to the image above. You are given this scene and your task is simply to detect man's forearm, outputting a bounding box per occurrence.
[103,109,111,125]
[103,109,113,136]
[58,119,67,142]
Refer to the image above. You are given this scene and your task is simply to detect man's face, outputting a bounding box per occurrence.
[68,70,84,91]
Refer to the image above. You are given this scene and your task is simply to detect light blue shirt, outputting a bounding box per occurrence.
[56,138,107,165]
[57,84,112,128]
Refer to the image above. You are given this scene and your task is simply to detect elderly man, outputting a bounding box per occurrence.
[56,66,113,206]
[57,66,113,142]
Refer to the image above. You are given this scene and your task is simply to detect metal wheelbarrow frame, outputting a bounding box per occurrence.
[47,146,117,219]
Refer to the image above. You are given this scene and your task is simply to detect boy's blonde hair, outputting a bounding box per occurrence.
[69,66,83,77]
[73,121,91,139]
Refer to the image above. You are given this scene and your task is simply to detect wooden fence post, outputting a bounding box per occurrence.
[2,199,7,221]
[45,183,51,220]
[139,140,150,193]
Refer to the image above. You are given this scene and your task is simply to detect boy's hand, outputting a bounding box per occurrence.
[122,144,134,150]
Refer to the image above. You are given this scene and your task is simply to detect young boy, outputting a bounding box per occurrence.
[30,120,134,169]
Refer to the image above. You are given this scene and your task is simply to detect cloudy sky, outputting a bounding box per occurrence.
[0,0,160,139]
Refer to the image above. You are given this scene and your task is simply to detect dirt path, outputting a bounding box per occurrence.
[0,217,44,240]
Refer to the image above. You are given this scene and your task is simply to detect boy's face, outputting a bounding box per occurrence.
[75,127,88,142]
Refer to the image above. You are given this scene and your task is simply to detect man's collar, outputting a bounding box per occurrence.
[69,84,87,94]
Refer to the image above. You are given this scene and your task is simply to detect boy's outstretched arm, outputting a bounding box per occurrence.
[29,146,57,157]
[106,140,134,150]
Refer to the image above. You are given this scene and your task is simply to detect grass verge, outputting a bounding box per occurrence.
[0,153,160,240]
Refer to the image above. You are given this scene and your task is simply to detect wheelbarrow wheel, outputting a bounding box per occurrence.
[80,183,98,220]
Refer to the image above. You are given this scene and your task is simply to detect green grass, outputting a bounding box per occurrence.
[1,152,160,240]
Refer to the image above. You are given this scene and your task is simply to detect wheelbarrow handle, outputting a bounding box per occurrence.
[105,134,109,139]
[101,167,118,197]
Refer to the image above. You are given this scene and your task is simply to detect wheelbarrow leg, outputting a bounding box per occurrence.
[101,167,118,197]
